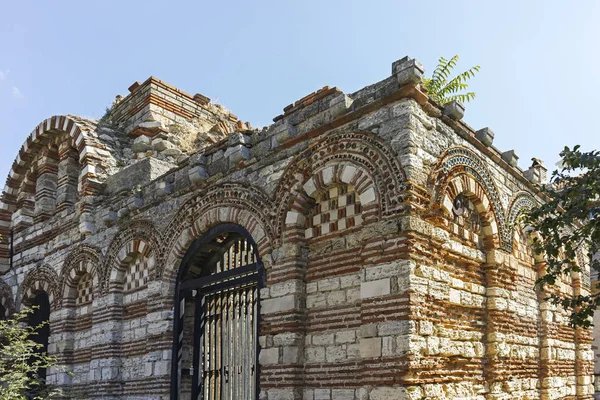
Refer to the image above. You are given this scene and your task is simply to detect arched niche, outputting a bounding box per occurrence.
[273,130,407,243]
[429,146,509,250]
[103,219,160,291]
[107,238,156,297]
[284,163,380,241]
[437,174,502,250]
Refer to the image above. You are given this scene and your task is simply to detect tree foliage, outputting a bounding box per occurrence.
[522,146,600,328]
[0,306,62,399]
[423,55,480,104]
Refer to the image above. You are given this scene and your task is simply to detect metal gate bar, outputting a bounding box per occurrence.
[173,228,261,400]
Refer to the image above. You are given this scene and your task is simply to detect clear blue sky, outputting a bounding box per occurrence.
[1,1,598,184]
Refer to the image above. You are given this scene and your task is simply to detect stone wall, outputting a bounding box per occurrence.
[0,55,594,399]
[109,76,245,136]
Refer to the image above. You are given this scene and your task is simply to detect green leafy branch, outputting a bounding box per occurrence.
[423,55,480,104]
[0,306,65,399]
[522,145,600,328]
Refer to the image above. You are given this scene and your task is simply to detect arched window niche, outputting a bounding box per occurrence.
[450,193,483,247]
[170,223,264,400]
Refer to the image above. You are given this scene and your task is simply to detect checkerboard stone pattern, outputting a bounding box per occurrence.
[306,184,362,239]
[124,254,152,292]
[76,273,94,306]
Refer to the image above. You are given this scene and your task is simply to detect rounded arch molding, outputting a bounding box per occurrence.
[18,265,60,310]
[160,183,276,282]
[0,115,103,212]
[103,219,162,288]
[58,244,103,307]
[429,146,510,249]
[507,191,538,229]
[273,130,408,239]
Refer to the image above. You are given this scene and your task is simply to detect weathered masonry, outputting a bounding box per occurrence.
[0,56,595,399]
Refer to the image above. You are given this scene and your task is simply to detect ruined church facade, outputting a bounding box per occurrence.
[0,56,595,399]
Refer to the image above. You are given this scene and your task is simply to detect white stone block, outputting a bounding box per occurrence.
[282,346,300,363]
[359,187,377,205]
[305,347,325,363]
[285,210,306,225]
[359,337,382,359]
[449,288,461,304]
[304,389,315,400]
[322,166,334,185]
[303,178,317,197]
[315,388,331,400]
[335,330,356,344]
[361,278,391,299]
[369,387,406,400]
[259,347,280,365]
[325,345,347,362]
[318,277,340,291]
[261,295,296,314]
[341,165,358,184]
[313,333,335,346]
[267,388,297,400]
[332,389,355,400]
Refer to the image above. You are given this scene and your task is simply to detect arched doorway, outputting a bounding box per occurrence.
[170,224,264,400]
[26,290,51,396]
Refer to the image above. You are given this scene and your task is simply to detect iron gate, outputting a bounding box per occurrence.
[171,224,262,400]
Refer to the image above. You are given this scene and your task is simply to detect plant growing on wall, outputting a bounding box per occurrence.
[0,306,62,399]
[522,145,600,328]
[423,55,480,104]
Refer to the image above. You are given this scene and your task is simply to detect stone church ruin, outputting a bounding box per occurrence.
[0,56,595,399]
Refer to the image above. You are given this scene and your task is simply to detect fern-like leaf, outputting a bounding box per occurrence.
[438,81,469,97]
[431,57,449,85]
[456,92,476,103]
[432,56,458,89]
[425,55,480,104]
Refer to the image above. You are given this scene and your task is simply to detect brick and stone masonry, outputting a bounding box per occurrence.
[0,56,595,399]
